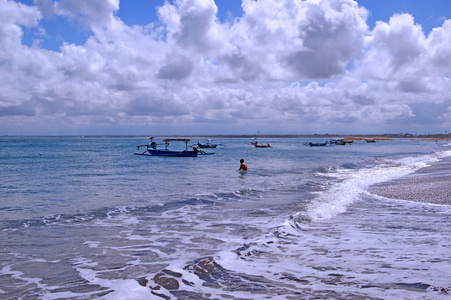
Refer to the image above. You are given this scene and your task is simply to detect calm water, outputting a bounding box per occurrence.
[0,137,450,299]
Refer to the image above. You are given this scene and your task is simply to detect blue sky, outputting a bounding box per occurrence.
[1,0,451,135]
[19,0,451,52]
[20,0,247,51]
[360,0,450,33]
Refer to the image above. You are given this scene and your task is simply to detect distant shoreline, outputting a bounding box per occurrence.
[1,134,450,140]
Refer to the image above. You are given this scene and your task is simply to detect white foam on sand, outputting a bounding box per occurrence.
[212,188,451,299]
[296,152,446,223]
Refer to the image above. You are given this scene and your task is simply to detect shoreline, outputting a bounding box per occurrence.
[369,156,451,205]
[1,134,451,140]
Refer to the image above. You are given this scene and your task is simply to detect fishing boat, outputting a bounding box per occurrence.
[330,139,346,145]
[365,138,376,143]
[248,138,272,148]
[307,141,330,147]
[135,138,213,157]
[194,139,225,149]
[254,143,272,148]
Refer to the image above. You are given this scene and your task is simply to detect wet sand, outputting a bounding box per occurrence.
[369,156,451,205]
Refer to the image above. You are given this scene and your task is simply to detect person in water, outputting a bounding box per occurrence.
[239,159,249,171]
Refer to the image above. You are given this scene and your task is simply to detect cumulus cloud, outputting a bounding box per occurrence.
[35,0,119,30]
[358,14,426,81]
[157,54,194,80]
[282,0,368,79]
[0,0,450,135]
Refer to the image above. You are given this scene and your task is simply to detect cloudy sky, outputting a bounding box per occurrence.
[1,0,450,136]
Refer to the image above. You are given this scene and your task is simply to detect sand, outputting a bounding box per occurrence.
[369,157,451,205]
[422,137,451,141]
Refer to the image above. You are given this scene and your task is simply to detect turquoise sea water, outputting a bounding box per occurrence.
[1,136,450,299]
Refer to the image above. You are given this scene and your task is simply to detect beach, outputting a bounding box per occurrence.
[369,156,451,205]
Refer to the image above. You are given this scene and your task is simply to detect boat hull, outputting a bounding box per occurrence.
[308,142,329,147]
[148,149,198,157]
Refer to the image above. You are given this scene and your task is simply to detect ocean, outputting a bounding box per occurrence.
[0,136,450,299]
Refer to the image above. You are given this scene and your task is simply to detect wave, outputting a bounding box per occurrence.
[291,150,450,226]
[0,187,264,231]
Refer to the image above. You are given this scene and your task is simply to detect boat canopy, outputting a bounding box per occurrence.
[163,138,191,151]
[163,139,190,143]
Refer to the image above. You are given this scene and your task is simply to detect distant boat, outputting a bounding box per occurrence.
[254,143,272,148]
[248,138,272,148]
[329,139,346,145]
[195,139,225,149]
[307,141,330,147]
[365,138,376,143]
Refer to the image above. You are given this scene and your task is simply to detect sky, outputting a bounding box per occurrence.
[1,0,451,136]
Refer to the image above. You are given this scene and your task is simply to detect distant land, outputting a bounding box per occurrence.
[2,133,451,140]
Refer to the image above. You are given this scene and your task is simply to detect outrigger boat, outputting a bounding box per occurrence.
[306,141,330,147]
[254,142,272,148]
[135,138,213,157]
[329,139,346,145]
[248,138,272,148]
[194,139,225,149]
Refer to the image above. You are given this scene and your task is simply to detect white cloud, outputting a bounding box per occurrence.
[0,0,450,135]
[357,14,426,81]
[42,0,119,29]
[426,19,451,76]
[157,53,194,80]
